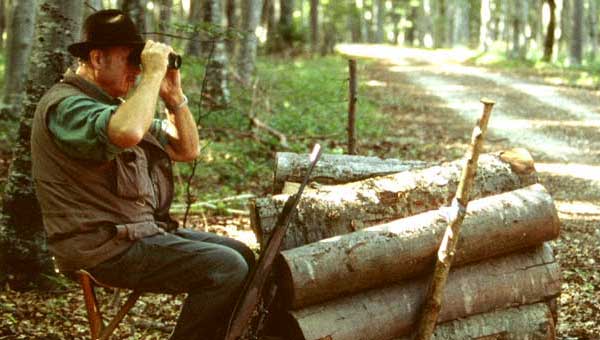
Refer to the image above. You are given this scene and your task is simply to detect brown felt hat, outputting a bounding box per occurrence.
[68,9,145,59]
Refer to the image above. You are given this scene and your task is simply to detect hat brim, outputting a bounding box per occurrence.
[68,41,146,59]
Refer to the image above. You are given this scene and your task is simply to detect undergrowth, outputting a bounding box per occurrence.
[173,55,390,208]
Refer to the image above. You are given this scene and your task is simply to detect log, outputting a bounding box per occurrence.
[278,184,559,309]
[395,303,556,340]
[273,152,429,193]
[284,244,560,340]
[253,152,538,250]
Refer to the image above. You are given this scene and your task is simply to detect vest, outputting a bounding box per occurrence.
[31,70,176,271]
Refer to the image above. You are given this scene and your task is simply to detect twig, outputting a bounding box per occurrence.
[183,42,217,228]
[414,98,495,340]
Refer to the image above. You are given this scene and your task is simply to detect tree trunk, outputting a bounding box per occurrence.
[158,0,173,44]
[279,184,559,309]
[542,0,556,62]
[121,0,147,34]
[225,0,236,56]
[203,0,230,109]
[310,0,318,52]
[375,0,384,43]
[570,0,583,65]
[273,152,428,193]
[252,151,538,250]
[237,0,263,85]
[467,0,481,48]
[187,0,203,56]
[0,0,6,49]
[1,0,37,120]
[278,0,295,51]
[559,0,571,57]
[0,0,83,289]
[394,303,556,340]
[405,3,417,46]
[433,0,446,48]
[588,0,598,61]
[284,244,560,340]
[265,0,277,53]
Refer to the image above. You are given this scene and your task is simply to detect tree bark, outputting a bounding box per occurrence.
[273,152,428,193]
[225,0,236,56]
[394,303,556,340]
[158,0,173,44]
[570,0,583,65]
[542,0,556,62]
[279,183,558,309]
[284,244,560,340]
[375,0,385,43]
[203,0,230,109]
[237,0,263,85]
[121,0,147,34]
[0,0,83,289]
[278,0,294,51]
[252,151,538,250]
[187,0,203,56]
[588,0,598,61]
[1,0,37,120]
[310,0,318,52]
[0,0,5,49]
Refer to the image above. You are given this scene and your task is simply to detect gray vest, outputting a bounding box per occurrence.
[31,70,176,271]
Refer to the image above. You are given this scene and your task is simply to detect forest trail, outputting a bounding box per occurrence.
[339,44,600,339]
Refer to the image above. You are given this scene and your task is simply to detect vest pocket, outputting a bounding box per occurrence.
[115,148,154,203]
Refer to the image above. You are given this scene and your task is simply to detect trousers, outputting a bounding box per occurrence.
[89,228,256,340]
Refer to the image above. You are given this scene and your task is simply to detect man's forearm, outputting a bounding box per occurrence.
[108,74,163,147]
[166,104,200,161]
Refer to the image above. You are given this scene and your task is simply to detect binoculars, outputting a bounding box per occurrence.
[128,48,182,70]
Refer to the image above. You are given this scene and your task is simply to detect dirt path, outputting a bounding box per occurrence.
[339,44,600,339]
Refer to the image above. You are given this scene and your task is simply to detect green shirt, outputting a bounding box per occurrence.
[49,95,169,161]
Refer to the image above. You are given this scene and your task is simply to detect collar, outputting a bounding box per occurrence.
[61,69,122,105]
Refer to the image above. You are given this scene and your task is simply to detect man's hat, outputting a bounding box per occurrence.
[68,9,145,59]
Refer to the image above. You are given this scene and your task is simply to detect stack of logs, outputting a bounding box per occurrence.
[250,150,560,340]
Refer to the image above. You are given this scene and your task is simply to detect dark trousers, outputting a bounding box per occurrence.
[89,229,256,340]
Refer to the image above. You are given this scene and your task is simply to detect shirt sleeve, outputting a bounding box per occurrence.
[49,95,124,161]
[148,118,170,147]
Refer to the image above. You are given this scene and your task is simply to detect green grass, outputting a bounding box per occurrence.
[172,54,391,206]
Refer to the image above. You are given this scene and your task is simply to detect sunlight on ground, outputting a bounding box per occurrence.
[536,162,600,182]
[366,80,387,87]
[555,201,600,217]
[336,44,478,64]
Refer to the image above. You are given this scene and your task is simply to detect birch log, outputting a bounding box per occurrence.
[273,152,429,193]
[395,303,556,340]
[253,152,538,250]
[278,184,559,309]
[285,244,560,340]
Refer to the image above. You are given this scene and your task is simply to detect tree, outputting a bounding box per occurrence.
[121,0,147,34]
[0,0,6,49]
[238,0,263,84]
[1,0,37,121]
[278,0,295,50]
[588,0,598,61]
[203,0,230,108]
[375,0,385,43]
[468,0,481,48]
[158,0,173,45]
[187,0,203,56]
[310,0,319,52]
[0,0,83,290]
[542,0,556,62]
[570,0,583,65]
[226,0,237,56]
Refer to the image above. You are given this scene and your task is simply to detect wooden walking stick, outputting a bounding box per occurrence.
[414,98,495,340]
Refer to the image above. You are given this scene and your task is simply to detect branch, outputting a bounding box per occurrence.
[414,98,495,340]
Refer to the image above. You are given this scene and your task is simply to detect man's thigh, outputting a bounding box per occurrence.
[90,231,249,293]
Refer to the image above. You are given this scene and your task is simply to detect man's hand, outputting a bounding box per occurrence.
[160,68,185,111]
[141,40,170,77]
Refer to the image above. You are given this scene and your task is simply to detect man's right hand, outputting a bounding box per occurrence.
[141,40,171,76]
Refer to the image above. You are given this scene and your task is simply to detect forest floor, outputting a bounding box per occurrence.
[2,45,600,339]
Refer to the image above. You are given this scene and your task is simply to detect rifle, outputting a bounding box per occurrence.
[224,144,323,340]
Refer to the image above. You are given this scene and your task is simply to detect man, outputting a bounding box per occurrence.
[30,10,255,340]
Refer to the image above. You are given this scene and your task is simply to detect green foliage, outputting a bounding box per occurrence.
[467,46,600,89]
[173,55,391,204]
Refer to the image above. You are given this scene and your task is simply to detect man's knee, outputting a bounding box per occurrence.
[213,247,249,289]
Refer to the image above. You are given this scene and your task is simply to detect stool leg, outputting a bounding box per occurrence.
[78,273,104,339]
[98,291,141,340]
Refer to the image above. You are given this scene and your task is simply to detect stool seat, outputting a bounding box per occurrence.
[75,270,141,340]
